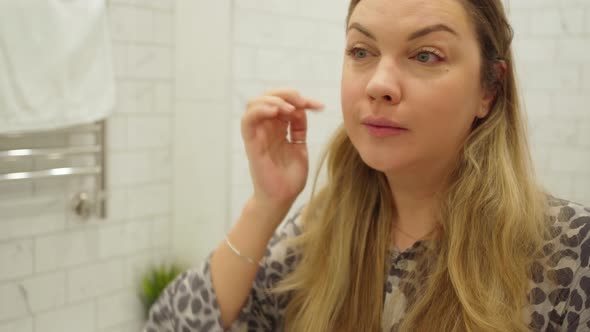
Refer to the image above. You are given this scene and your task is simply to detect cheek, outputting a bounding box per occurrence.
[340,71,365,119]
[412,78,479,145]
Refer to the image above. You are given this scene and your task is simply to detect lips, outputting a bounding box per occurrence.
[361,117,406,129]
[361,116,407,138]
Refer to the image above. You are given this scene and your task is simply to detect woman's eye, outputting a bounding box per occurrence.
[347,47,370,59]
[414,51,442,64]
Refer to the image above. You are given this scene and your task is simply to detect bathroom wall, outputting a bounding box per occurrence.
[170,0,232,265]
[0,1,174,331]
[509,0,590,205]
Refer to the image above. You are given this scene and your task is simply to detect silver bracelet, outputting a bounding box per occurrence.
[224,235,262,266]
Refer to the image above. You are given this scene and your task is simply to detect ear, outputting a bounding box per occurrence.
[477,60,507,118]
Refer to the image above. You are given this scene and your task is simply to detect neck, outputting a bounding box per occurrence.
[386,162,451,248]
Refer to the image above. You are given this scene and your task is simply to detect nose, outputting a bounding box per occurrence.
[366,60,402,105]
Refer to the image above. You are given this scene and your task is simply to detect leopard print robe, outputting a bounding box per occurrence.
[143,197,590,331]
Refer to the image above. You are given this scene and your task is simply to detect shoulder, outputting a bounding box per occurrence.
[543,198,590,332]
[527,198,590,330]
[546,196,590,220]
[545,196,590,251]
[541,196,590,299]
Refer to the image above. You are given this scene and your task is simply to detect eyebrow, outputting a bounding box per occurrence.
[347,22,459,42]
[407,24,459,41]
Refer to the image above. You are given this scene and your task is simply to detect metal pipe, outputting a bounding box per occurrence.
[0,146,101,159]
[0,166,101,182]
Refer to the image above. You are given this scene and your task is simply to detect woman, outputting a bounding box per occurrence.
[143,0,590,331]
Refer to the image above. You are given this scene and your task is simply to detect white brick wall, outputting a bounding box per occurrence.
[19,272,66,313]
[0,317,32,332]
[0,283,29,321]
[0,1,174,331]
[34,301,95,332]
[96,290,142,330]
[171,0,232,264]
[0,240,34,282]
[509,1,590,205]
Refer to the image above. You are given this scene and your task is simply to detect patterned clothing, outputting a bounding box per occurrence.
[143,198,590,331]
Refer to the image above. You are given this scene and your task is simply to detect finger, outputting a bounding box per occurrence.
[241,104,293,143]
[302,98,325,111]
[246,99,294,123]
[264,88,306,108]
[246,97,295,118]
[265,89,325,110]
[241,104,280,140]
[258,95,297,113]
[289,109,308,144]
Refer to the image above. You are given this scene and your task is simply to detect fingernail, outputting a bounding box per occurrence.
[312,103,325,110]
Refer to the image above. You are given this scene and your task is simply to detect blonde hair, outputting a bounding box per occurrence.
[274,0,550,331]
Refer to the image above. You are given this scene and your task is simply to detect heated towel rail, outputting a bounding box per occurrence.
[0,121,107,218]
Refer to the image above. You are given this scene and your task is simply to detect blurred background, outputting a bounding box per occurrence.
[0,0,588,331]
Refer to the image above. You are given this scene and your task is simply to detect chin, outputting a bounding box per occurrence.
[356,146,407,174]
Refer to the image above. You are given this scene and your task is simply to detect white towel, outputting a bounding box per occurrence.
[0,0,115,134]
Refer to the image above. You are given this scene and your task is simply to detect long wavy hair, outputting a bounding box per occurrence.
[274,0,549,331]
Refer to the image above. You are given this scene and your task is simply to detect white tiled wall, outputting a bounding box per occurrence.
[170,0,232,265]
[508,1,590,205]
[0,1,174,331]
[229,0,590,223]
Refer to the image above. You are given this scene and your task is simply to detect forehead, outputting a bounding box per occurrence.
[349,0,473,39]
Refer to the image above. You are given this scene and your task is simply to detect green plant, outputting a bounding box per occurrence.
[139,263,185,317]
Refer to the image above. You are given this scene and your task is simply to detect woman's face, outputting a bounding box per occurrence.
[341,0,492,175]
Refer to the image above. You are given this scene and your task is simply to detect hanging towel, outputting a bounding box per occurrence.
[0,0,115,134]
